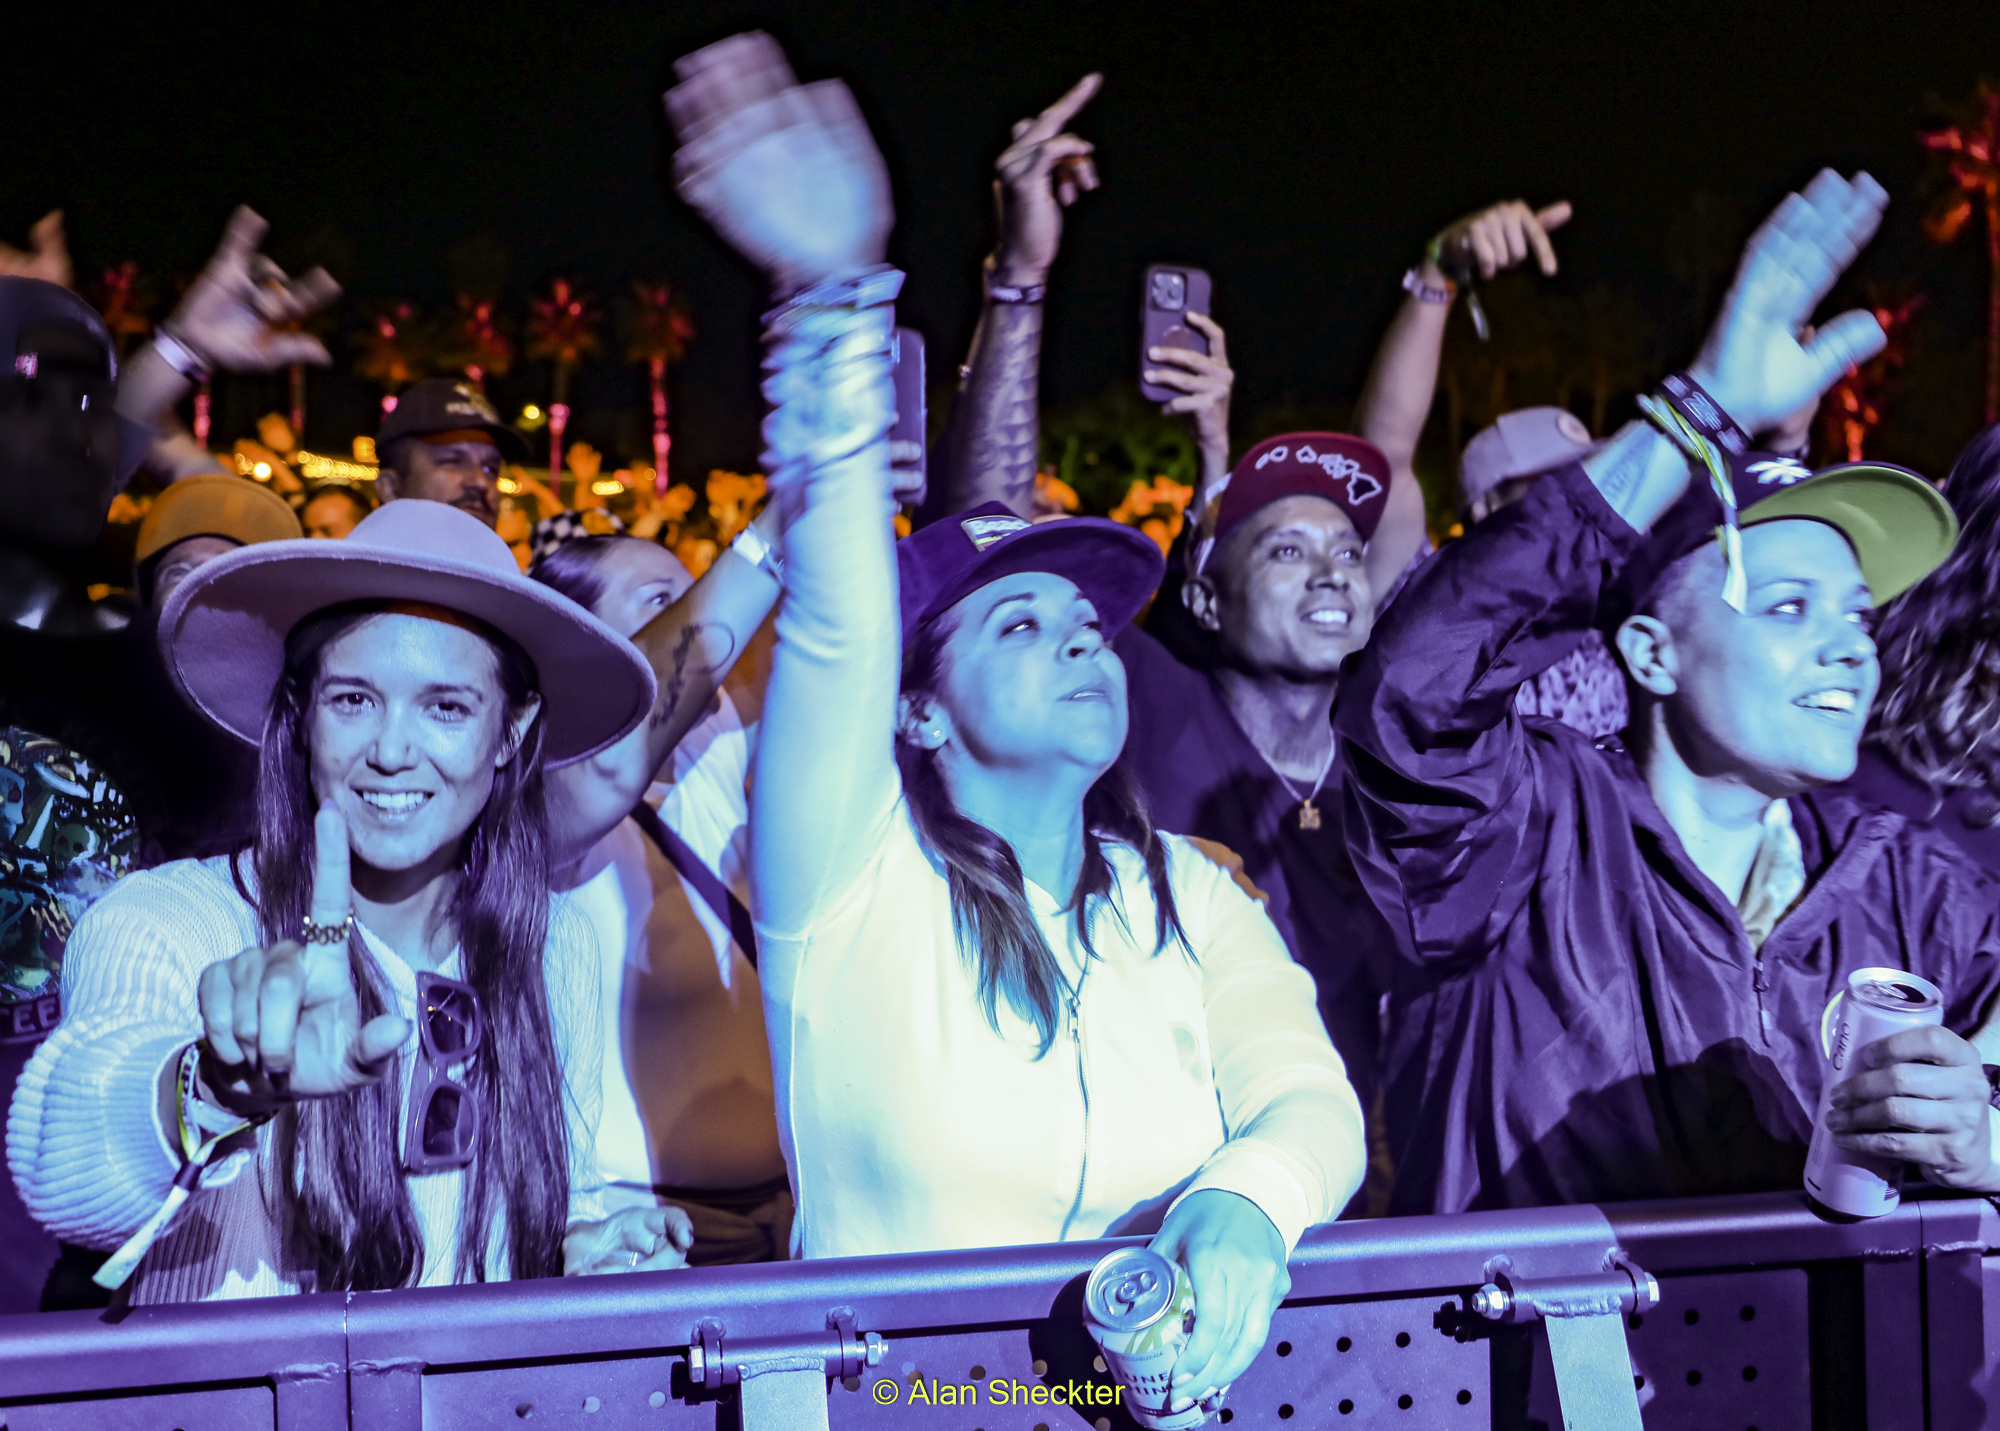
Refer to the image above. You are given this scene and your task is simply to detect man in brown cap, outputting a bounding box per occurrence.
[372,378,527,528]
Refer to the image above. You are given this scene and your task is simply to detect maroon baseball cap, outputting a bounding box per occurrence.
[897,502,1165,647]
[1197,433,1391,573]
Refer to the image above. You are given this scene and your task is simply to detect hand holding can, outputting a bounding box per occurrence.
[1805,968,1947,1217]
[1083,1247,1216,1431]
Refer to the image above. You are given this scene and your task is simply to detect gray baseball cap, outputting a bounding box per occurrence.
[1460,407,1603,506]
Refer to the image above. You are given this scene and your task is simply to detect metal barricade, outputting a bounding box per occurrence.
[1,1187,1994,1429]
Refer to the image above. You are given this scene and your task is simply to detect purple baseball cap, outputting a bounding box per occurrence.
[897,502,1165,647]
[1460,407,1603,506]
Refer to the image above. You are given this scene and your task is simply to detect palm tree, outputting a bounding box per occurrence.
[92,262,153,360]
[355,302,429,415]
[437,295,514,392]
[525,278,600,482]
[1922,81,2000,424]
[624,282,695,495]
[1821,290,1927,461]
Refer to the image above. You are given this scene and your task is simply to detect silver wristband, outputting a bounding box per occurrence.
[731,523,785,586]
[153,329,213,383]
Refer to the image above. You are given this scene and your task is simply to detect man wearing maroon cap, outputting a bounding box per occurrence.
[1110,433,1404,1144]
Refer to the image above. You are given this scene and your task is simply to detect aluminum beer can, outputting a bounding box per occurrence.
[1803,967,1944,1218]
[1083,1246,1213,1430]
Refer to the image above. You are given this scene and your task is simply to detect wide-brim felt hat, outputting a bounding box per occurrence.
[897,502,1165,647]
[158,498,656,766]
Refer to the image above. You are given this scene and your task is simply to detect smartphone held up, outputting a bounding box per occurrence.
[1139,265,1212,404]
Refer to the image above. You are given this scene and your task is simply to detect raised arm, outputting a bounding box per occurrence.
[922,75,1101,523]
[1338,170,1893,963]
[114,207,340,456]
[1351,200,1570,590]
[544,504,782,863]
[665,33,901,936]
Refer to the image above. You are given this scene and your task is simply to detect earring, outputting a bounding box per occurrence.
[924,724,945,748]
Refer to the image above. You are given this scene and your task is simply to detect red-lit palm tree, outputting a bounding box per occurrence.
[1820,291,1927,461]
[438,295,514,392]
[355,302,428,415]
[93,262,153,360]
[1922,81,2000,424]
[625,282,695,494]
[526,278,600,481]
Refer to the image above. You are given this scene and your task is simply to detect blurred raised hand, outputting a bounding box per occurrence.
[1688,170,1890,434]
[1428,198,1572,282]
[665,32,893,295]
[0,210,72,288]
[991,73,1101,287]
[165,207,341,373]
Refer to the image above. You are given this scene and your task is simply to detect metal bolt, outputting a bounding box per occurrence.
[864,1333,886,1367]
[1472,1284,1512,1320]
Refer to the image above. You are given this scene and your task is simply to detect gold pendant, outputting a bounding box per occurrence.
[1298,799,1322,831]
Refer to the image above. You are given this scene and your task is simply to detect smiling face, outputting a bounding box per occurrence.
[588,539,696,639]
[1627,519,1879,793]
[913,570,1128,779]
[307,613,540,876]
[1188,493,1374,679]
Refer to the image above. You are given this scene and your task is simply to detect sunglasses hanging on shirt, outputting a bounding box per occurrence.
[404,971,484,1174]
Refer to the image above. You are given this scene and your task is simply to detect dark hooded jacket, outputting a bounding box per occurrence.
[1336,462,2000,1216]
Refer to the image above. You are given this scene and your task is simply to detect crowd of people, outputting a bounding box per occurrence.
[5,27,2000,1413]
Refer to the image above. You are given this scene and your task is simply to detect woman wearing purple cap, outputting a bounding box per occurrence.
[8,500,697,1300]
[667,34,1364,1413]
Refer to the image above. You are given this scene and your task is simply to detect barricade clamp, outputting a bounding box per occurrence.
[686,1307,886,1390]
[1471,1250,1661,1324]
[1470,1247,1658,1431]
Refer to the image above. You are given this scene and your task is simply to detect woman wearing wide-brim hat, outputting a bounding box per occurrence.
[9,499,696,1301]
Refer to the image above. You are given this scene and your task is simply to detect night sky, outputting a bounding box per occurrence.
[9,0,2000,478]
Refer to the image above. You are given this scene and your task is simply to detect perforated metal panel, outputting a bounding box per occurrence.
[0,1383,275,1431]
[421,1354,691,1429]
[1520,1267,1813,1431]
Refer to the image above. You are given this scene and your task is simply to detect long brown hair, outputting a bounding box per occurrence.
[244,605,570,1289]
[898,611,1187,1057]
[1869,424,2000,801]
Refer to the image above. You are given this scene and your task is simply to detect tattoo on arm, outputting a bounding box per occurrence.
[935,300,1044,518]
[649,621,737,733]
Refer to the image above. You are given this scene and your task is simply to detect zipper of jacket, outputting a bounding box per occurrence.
[1059,987,1090,1240]
[1753,954,1773,1046]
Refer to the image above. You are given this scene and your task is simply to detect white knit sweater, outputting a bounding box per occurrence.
[6,855,605,1301]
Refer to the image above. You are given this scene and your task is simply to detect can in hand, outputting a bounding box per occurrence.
[1804,967,1945,1218]
[1083,1246,1216,1430]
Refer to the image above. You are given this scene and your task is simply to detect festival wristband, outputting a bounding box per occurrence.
[1401,267,1454,305]
[731,522,785,586]
[985,278,1046,305]
[94,1042,268,1291]
[152,329,213,385]
[1635,372,1751,612]
[1654,371,1753,457]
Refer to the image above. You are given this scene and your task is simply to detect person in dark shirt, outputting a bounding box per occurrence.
[919,76,1579,1125]
[1831,422,2000,874]
[1116,435,1403,1114]
[0,211,337,1311]
[1340,169,2000,1214]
